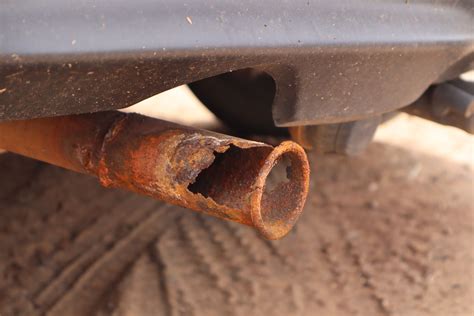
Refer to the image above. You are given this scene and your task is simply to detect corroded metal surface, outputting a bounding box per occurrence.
[0,111,310,239]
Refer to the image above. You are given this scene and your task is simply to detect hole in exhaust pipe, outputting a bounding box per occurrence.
[187,150,227,198]
[186,144,268,210]
[187,143,307,239]
[188,146,293,204]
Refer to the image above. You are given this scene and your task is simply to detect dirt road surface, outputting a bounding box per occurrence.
[0,90,472,315]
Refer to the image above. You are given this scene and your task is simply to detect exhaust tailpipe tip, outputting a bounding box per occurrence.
[249,141,310,240]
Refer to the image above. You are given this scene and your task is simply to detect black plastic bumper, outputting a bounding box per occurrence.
[1,0,473,125]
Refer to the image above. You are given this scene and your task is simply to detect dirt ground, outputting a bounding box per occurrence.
[0,89,473,316]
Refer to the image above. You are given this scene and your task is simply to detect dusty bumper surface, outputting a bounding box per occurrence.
[1,1,473,125]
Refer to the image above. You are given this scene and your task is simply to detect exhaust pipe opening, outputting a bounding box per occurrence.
[251,142,309,239]
[260,153,297,234]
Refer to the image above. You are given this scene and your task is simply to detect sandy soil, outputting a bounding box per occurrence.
[0,89,472,316]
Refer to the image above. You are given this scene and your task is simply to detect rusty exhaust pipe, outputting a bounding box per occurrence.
[0,111,310,239]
